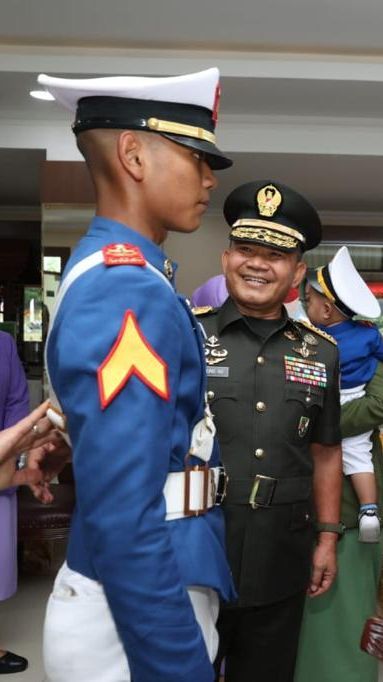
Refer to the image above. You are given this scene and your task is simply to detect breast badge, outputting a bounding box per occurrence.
[205,335,228,366]
[284,329,299,341]
[293,341,317,358]
[298,416,310,438]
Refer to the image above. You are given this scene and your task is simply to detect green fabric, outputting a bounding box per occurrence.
[340,362,383,528]
[295,363,383,682]
[294,530,381,682]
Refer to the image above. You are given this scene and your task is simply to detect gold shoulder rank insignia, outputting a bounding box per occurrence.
[298,319,337,346]
[98,310,169,409]
[192,306,215,316]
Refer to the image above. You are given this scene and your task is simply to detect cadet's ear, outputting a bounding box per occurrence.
[291,259,307,289]
[117,131,145,181]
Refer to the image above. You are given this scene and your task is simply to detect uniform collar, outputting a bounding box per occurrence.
[87,216,178,284]
[217,297,292,335]
[319,319,354,334]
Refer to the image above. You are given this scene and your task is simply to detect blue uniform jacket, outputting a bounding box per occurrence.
[47,217,235,682]
[322,319,383,389]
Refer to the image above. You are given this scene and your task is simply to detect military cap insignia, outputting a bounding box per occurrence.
[192,306,214,316]
[102,244,146,266]
[98,310,169,409]
[298,319,337,346]
[256,184,282,217]
[212,84,221,123]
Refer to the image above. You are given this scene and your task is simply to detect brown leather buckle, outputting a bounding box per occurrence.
[184,464,209,517]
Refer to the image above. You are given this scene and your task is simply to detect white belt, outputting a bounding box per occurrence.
[164,466,227,521]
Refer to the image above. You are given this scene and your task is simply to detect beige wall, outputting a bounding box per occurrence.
[42,211,229,298]
[165,213,228,297]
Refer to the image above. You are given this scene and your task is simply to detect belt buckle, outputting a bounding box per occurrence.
[214,466,229,506]
[249,474,277,509]
[184,464,209,517]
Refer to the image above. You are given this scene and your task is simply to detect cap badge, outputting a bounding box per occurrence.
[257,184,282,217]
[212,84,221,123]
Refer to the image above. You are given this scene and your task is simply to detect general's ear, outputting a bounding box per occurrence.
[117,131,145,181]
[221,249,230,274]
[292,260,307,289]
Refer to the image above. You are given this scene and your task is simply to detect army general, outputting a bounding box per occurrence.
[194,180,343,682]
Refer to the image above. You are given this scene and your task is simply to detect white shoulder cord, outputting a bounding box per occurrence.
[44,250,174,438]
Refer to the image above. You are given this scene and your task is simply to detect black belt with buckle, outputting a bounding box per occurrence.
[225,475,312,508]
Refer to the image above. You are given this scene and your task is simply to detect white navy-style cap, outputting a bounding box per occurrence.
[307,245,381,318]
[37,68,232,170]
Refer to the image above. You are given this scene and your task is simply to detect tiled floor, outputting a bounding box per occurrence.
[0,574,53,681]
[1,570,383,682]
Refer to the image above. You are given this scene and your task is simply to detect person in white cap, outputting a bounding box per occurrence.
[35,69,235,682]
[305,246,383,542]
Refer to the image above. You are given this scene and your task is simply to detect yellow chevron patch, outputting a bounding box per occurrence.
[98,311,169,408]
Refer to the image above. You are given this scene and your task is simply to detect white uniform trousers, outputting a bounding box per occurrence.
[43,561,219,682]
[341,385,375,475]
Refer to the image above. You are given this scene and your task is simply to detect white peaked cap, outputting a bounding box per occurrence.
[38,68,220,113]
[36,68,232,170]
[329,246,380,318]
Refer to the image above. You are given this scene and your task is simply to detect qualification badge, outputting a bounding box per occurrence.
[298,416,310,438]
[205,335,228,366]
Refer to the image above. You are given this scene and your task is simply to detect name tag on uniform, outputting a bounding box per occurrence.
[206,366,229,378]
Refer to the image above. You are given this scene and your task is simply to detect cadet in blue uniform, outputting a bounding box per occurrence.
[37,69,235,682]
[194,181,343,682]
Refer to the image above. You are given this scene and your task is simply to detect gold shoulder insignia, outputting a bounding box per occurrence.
[298,319,337,346]
[192,306,215,316]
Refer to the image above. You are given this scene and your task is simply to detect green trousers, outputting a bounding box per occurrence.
[294,530,382,682]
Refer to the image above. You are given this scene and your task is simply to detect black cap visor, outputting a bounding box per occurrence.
[161,133,232,170]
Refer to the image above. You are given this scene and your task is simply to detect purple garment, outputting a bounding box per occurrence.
[191,274,228,308]
[0,333,29,600]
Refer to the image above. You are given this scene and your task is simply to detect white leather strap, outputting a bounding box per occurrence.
[164,467,221,520]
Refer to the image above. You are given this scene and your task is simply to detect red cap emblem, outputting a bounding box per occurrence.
[212,84,221,123]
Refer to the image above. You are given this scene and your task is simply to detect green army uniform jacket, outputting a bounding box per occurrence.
[196,297,341,607]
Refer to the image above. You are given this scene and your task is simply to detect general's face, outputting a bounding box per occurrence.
[144,136,218,236]
[222,242,307,319]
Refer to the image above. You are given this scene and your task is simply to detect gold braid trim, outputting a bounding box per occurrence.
[298,319,337,345]
[230,226,298,250]
[147,117,216,144]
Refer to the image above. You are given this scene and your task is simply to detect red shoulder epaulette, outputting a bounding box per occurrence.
[358,319,375,328]
[102,243,146,267]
